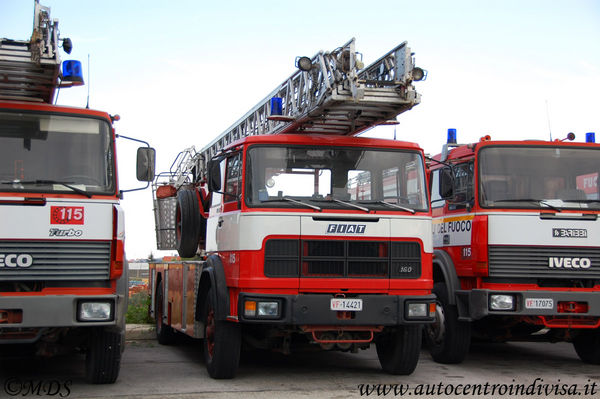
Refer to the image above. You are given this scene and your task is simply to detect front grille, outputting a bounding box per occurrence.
[489,245,600,279]
[0,241,111,281]
[264,239,421,278]
[264,239,299,277]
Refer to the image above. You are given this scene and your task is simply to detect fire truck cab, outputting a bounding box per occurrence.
[426,129,600,364]
[0,1,155,383]
[149,39,436,379]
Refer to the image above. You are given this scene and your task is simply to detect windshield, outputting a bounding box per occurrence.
[479,146,599,209]
[0,111,115,195]
[245,145,428,212]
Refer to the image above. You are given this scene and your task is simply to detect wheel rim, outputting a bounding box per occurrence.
[205,308,215,359]
[427,300,446,344]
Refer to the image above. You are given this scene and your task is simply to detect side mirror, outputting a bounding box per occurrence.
[207,158,222,192]
[136,147,156,182]
[439,167,454,200]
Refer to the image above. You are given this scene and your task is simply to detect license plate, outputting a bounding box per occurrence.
[330,298,363,311]
[525,298,554,309]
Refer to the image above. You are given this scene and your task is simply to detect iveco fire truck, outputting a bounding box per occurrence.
[426,129,600,364]
[0,1,154,383]
[149,39,435,379]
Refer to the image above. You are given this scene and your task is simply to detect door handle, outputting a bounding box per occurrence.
[218,217,224,228]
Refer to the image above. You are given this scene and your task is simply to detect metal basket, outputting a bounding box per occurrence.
[153,196,176,250]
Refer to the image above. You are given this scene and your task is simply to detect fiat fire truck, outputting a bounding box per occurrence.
[149,39,435,378]
[0,1,154,383]
[426,129,600,364]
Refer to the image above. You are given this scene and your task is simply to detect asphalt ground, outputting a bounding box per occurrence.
[0,325,598,399]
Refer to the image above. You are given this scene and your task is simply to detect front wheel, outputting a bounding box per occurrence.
[424,282,471,364]
[202,286,241,379]
[375,325,421,375]
[573,329,600,364]
[85,328,122,384]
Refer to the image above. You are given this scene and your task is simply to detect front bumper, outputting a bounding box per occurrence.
[456,289,600,321]
[0,294,124,329]
[238,293,436,325]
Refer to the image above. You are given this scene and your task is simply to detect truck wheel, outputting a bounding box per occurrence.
[176,189,200,258]
[155,281,176,345]
[425,282,471,364]
[375,325,421,375]
[85,328,122,384]
[573,329,600,364]
[202,286,241,379]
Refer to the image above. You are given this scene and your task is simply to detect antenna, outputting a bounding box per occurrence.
[86,54,90,109]
[545,100,552,141]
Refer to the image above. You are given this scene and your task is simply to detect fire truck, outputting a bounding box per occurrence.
[426,129,600,364]
[149,39,435,379]
[0,1,154,383]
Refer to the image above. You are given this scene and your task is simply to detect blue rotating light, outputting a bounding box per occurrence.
[270,97,283,116]
[447,128,457,144]
[62,60,84,86]
[586,132,596,143]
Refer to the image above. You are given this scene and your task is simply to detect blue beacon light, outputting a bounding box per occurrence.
[447,128,457,144]
[62,60,84,86]
[586,132,596,143]
[270,97,283,116]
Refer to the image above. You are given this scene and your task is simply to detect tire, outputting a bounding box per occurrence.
[155,281,176,345]
[424,282,471,364]
[85,328,122,384]
[202,286,241,379]
[176,189,200,258]
[573,329,600,364]
[375,325,421,375]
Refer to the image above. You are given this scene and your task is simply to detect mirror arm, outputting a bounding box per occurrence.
[120,181,150,197]
[117,133,155,196]
[425,155,453,169]
[212,190,240,200]
[116,133,151,148]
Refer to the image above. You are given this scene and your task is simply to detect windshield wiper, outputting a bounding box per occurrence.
[359,200,416,214]
[492,198,561,212]
[1,180,92,198]
[561,199,600,204]
[313,198,369,212]
[260,196,321,211]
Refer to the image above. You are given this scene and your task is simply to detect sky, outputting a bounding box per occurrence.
[2,0,599,260]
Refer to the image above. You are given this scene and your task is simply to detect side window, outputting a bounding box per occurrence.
[224,152,242,203]
[453,162,474,205]
[430,169,445,208]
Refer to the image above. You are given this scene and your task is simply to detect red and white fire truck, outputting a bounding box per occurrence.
[149,39,435,378]
[0,1,154,383]
[426,129,600,364]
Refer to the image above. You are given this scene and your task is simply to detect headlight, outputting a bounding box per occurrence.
[258,302,279,317]
[78,301,113,321]
[243,299,281,319]
[490,294,515,311]
[407,303,428,318]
